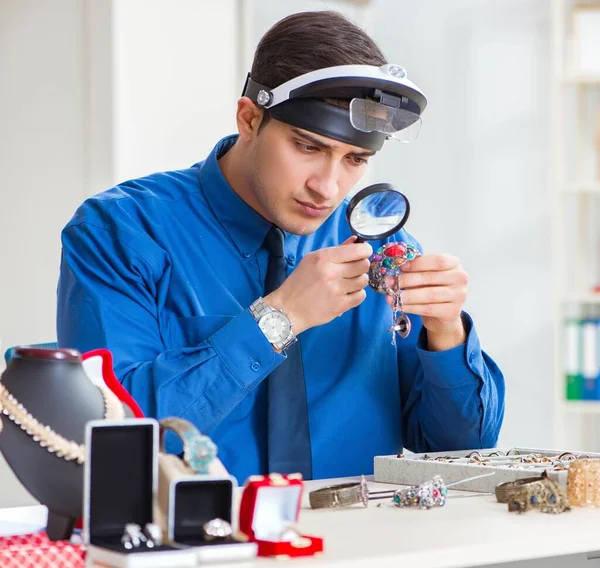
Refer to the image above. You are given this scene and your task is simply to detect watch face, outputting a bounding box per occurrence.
[259,311,291,343]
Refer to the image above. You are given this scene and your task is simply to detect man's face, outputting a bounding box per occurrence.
[247,118,375,235]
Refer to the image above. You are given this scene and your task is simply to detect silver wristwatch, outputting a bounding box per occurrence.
[250,297,297,351]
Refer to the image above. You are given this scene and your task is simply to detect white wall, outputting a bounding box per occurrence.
[111,0,238,183]
[0,0,88,507]
[0,0,88,356]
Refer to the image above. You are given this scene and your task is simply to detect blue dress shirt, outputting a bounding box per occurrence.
[57,135,505,483]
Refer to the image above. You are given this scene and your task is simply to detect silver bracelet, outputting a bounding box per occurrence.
[309,477,369,509]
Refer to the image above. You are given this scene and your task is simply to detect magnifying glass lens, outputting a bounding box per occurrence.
[346,184,410,242]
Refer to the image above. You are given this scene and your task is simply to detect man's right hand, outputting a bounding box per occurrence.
[265,236,373,335]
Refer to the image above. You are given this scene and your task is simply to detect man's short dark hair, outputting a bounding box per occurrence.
[250,11,387,131]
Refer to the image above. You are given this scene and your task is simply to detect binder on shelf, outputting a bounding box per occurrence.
[595,319,600,400]
[581,319,599,400]
[565,319,583,400]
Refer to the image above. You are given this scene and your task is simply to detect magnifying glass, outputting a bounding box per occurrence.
[345,183,417,343]
[345,183,410,243]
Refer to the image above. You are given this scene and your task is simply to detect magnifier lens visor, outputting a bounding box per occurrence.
[349,98,422,143]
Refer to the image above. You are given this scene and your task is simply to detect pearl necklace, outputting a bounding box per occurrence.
[0,382,125,464]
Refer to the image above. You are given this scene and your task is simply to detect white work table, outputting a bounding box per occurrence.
[3,476,600,567]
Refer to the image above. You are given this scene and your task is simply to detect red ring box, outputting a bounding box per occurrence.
[238,473,324,558]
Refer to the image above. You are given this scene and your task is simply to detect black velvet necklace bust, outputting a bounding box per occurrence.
[0,347,131,540]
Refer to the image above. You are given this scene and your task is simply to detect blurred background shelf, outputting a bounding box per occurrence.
[553,0,600,450]
[563,401,600,414]
[563,293,600,304]
[563,182,600,194]
[563,74,600,84]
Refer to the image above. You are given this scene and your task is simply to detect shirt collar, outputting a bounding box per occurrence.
[198,135,272,257]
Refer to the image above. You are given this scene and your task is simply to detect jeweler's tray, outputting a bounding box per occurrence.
[374,447,600,493]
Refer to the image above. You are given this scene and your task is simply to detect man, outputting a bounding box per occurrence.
[57,11,505,483]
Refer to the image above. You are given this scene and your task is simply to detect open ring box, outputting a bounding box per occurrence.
[238,473,324,558]
[83,418,196,568]
[157,451,258,563]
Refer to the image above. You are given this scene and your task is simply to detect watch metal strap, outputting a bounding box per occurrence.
[274,333,297,351]
[250,297,273,321]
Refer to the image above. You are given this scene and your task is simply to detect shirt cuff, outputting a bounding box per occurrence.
[415,311,483,388]
[208,308,285,390]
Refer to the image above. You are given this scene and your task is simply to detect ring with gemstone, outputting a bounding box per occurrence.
[393,475,448,509]
[203,518,233,541]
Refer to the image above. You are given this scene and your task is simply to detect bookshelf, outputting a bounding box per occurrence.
[553,0,600,450]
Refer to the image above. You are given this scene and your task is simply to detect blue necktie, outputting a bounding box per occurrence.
[263,226,313,480]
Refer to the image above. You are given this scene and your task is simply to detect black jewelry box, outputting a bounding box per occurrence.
[167,474,257,563]
[83,419,196,568]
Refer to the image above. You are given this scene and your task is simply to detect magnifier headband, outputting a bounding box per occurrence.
[242,64,427,151]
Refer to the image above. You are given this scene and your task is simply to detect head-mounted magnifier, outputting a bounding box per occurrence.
[242,63,427,151]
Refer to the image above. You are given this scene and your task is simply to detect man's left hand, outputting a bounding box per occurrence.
[384,254,468,351]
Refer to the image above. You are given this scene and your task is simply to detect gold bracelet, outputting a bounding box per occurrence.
[567,459,600,507]
[495,476,544,504]
[495,472,569,514]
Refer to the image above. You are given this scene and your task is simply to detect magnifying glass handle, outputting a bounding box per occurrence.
[355,237,364,244]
